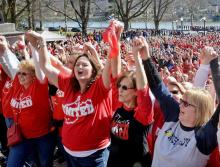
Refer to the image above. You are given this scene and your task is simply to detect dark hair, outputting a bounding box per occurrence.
[71,54,99,92]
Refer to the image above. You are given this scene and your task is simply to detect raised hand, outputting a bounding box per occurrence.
[83,42,103,69]
[200,46,218,65]
[124,52,135,71]
[132,37,144,55]
[114,20,124,41]
[25,30,45,50]
[139,36,150,60]
[0,36,9,54]
[83,42,94,52]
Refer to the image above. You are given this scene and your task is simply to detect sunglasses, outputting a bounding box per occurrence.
[17,72,28,76]
[118,84,134,91]
[170,90,179,95]
[180,99,196,107]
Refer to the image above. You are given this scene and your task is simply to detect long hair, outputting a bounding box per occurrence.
[71,54,100,92]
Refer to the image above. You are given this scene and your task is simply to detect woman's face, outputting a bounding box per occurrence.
[167,83,182,103]
[74,56,93,82]
[179,94,196,127]
[118,77,136,104]
[18,68,34,87]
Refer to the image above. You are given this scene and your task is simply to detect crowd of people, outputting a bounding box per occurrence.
[0,20,220,167]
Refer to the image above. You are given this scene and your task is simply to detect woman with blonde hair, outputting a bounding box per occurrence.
[6,59,55,167]
[0,35,55,167]
[137,36,219,167]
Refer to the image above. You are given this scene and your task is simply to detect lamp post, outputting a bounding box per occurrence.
[53,12,58,28]
[175,20,178,30]
[201,17,206,35]
[145,10,149,29]
[172,21,174,31]
[172,20,178,30]
[180,17,183,34]
[64,0,67,32]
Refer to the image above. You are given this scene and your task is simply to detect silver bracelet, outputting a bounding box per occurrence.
[37,40,46,50]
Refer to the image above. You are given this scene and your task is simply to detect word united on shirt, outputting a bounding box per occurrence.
[62,96,94,124]
[11,96,33,109]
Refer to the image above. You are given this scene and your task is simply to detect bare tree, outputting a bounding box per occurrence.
[0,0,7,19]
[46,0,77,22]
[153,0,175,31]
[69,0,91,35]
[184,0,208,26]
[0,0,29,24]
[31,0,36,29]
[46,0,91,35]
[25,0,41,30]
[114,0,152,30]
[26,0,32,28]
[39,0,43,30]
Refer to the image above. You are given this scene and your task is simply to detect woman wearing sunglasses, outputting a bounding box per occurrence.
[6,58,55,167]
[0,36,55,167]
[107,37,154,167]
[138,36,220,167]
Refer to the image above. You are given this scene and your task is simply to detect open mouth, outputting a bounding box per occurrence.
[78,71,83,75]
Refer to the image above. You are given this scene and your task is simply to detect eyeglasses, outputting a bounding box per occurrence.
[17,72,28,76]
[180,99,196,108]
[118,84,134,91]
[170,90,179,95]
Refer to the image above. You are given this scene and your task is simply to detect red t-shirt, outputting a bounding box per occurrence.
[51,89,65,136]
[52,69,71,121]
[52,89,65,121]
[0,66,8,114]
[10,76,52,139]
[206,147,220,167]
[147,100,164,156]
[58,74,112,151]
[2,78,14,118]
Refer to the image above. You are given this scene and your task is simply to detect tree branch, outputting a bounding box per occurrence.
[85,0,90,22]
[114,0,124,19]
[119,0,125,16]
[46,3,77,22]
[129,0,152,19]
[15,3,29,18]
[70,0,82,18]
